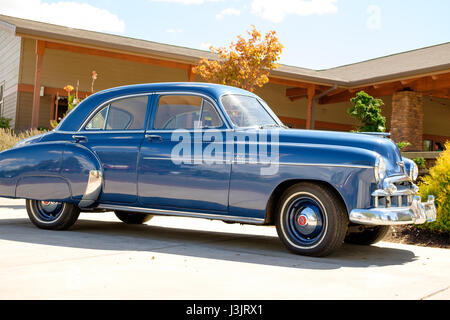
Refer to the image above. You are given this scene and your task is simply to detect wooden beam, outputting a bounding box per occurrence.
[324,88,348,97]
[410,76,450,92]
[349,87,368,93]
[286,87,308,97]
[45,41,191,71]
[319,90,353,104]
[401,78,417,86]
[289,95,307,102]
[269,77,331,91]
[31,40,45,129]
[423,89,450,100]
[320,82,407,104]
[306,85,316,130]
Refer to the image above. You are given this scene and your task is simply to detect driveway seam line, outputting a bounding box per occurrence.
[420,285,450,300]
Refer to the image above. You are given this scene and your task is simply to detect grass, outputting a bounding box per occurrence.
[0,128,45,152]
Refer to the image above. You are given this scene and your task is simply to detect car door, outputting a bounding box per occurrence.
[78,94,151,204]
[138,93,231,213]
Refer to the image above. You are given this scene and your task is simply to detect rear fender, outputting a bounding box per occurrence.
[0,142,102,207]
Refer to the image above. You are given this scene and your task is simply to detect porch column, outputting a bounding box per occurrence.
[188,65,195,82]
[390,90,424,151]
[31,40,45,129]
[306,85,316,130]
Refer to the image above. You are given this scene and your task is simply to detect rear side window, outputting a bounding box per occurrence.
[153,95,223,130]
[85,96,148,130]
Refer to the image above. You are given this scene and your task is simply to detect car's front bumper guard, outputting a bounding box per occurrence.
[350,195,437,226]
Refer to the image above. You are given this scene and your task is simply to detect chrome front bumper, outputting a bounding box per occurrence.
[349,174,437,226]
[350,195,437,225]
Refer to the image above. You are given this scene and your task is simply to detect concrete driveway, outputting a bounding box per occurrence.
[0,197,448,300]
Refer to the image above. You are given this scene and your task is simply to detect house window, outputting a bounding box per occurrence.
[0,82,4,117]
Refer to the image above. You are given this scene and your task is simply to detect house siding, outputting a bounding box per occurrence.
[0,28,21,128]
[16,92,51,129]
[20,38,189,92]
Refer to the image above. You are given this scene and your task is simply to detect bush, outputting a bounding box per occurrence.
[418,141,450,233]
[0,128,45,152]
[413,157,426,169]
[397,141,411,151]
[348,91,386,132]
[0,117,12,129]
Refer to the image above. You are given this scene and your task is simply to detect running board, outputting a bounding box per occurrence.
[97,204,266,225]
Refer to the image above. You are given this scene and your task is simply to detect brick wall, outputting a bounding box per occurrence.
[390,91,424,151]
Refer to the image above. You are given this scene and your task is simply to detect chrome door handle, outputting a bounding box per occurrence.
[72,135,88,143]
[145,134,162,142]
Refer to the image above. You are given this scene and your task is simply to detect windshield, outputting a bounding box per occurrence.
[221,95,280,128]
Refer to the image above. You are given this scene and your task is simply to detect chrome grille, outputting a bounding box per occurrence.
[372,175,417,209]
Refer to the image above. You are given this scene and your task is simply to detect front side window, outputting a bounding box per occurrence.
[221,95,279,128]
[154,95,223,130]
[85,96,148,130]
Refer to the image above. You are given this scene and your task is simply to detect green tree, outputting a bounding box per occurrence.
[348,91,386,132]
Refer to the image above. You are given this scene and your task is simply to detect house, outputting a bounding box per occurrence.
[0,14,449,151]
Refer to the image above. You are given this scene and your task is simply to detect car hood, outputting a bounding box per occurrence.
[273,129,404,175]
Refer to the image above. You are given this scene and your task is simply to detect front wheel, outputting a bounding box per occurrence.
[26,200,80,230]
[275,183,348,257]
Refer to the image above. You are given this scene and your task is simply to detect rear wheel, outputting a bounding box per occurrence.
[345,225,390,245]
[115,211,153,224]
[26,199,80,230]
[275,183,348,257]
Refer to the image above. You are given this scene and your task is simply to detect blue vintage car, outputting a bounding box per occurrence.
[0,83,437,256]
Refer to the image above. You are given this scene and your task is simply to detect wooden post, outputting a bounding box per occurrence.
[188,65,195,82]
[31,40,45,129]
[50,94,55,121]
[55,92,59,121]
[306,85,316,130]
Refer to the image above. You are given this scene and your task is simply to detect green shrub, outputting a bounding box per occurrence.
[418,141,450,233]
[348,91,386,132]
[0,117,12,129]
[0,128,46,151]
[397,141,411,151]
[413,157,426,169]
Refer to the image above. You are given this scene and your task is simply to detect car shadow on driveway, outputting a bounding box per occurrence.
[0,217,417,270]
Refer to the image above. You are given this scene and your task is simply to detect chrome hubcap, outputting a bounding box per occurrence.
[285,196,325,245]
[35,201,63,222]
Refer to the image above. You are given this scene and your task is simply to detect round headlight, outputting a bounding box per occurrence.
[374,156,386,183]
[410,161,419,181]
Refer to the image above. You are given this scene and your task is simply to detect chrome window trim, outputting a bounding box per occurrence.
[152,91,229,131]
[103,105,111,130]
[55,130,146,134]
[78,93,153,132]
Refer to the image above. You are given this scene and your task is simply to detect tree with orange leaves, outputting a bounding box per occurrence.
[193,26,283,92]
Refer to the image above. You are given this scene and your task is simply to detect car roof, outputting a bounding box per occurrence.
[91,82,257,100]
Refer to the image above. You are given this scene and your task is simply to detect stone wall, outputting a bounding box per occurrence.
[391,91,424,151]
